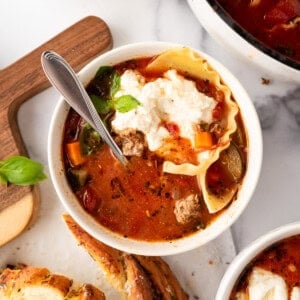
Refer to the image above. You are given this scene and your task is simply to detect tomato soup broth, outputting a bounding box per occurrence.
[217,0,300,63]
[230,235,300,299]
[62,53,248,241]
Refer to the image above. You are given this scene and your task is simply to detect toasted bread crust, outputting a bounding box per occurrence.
[134,255,188,300]
[0,266,72,297]
[68,283,106,300]
[0,265,105,300]
[63,214,127,297]
[123,254,156,300]
[63,214,189,300]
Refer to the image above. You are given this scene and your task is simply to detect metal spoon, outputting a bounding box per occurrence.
[41,50,128,165]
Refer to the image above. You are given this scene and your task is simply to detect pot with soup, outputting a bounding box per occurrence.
[187,0,300,82]
[48,43,262,255]
[216,0,300,66]
[216,222,300,300]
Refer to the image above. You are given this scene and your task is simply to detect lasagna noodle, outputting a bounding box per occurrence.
[148,47,239,213]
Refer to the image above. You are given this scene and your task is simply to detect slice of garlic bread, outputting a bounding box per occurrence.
[62,214,127,298]
[63,214,188,300]
[67,283,106,300]
[0,265,105,300]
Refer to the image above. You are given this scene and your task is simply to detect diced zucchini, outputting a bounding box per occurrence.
[70,169,88,187]
[219,142,244,183]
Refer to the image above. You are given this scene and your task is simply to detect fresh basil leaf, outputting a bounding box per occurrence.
[95,66,114,78]
[90,95,112,115]
[110,72,121,97]
[79,123,103,156]
[114,95,141,113]
[0,156,47,186]
[0,172,7,185]
[94,66,121,98]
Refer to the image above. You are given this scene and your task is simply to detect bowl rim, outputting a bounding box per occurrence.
[48,41,263,256]
[187,0,300,82]
[216,222,300,299]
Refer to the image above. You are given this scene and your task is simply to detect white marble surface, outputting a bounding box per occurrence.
[0,0,299,299]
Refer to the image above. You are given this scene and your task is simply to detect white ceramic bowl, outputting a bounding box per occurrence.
[216,222,300,299]
[48,42,262,256]
[187,0,300,83]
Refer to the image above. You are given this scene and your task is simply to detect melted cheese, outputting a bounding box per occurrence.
[240,267,288,300]
[111,69,216,151]
[291,287,300,300]
[235,268,300,300]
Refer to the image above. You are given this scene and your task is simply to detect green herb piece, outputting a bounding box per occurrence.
[0,173,8,185]
[95,66,121,98]
[79,123,103,156]
[90,95,113,115]
[114,95,141,113]
[95,66,114,78]
[0,156,47,186]
[90,66,141,117]
[110,71,121,97]
[69,169,88,189]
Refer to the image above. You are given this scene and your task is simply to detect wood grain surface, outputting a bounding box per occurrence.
[0,16,112,246]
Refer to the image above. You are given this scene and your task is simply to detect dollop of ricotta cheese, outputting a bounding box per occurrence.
[236,267,288,300]
[111,69,217,151]
[248,267,288,300]
[291,287,300,300]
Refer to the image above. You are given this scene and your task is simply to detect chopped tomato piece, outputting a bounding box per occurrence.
[212,102,223,120]
[206,165,221,186]
[165,122,180,136]
[82,186,100,213]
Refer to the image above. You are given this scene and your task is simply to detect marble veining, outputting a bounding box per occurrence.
[283,87,300,126]
[254,95,280,129]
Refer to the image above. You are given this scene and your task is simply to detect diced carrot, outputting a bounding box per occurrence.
[66,141,86,166]
[194,131,213,149]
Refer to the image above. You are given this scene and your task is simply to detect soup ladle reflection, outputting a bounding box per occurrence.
[41,50,128,166]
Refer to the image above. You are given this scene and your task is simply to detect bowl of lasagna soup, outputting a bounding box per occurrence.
[48,42,262,256]
[216,222,300,300]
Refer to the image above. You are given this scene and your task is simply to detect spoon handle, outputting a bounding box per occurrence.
[41,51,128,165]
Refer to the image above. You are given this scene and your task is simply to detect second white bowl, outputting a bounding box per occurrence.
[216,222,300,299]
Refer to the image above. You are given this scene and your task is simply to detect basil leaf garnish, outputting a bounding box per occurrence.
[0,156,47,186]
[91,66,141,116]
[95,66,121,98]
[0,173,8,185]
[110,72,121,97]
[90,95,113,115]
[79,123,103,156]
[95,66,114,78]
[114,95,140,113]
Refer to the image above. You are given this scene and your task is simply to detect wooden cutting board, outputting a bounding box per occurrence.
[0,16,112,247]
